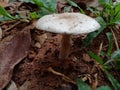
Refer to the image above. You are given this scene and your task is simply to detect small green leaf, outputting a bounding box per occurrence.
[64,6,72,12]
[104,70,120,90]
[114,3,120,15]
[97,86,111,90]
[99,0,112,6]
[67,0,78,7]
[19,0,34,3]
[19,0,56,13]
[106,32,113,56]
[0,6,15,20]
[29,12,38,19]
[66,0,85,14]
[0,16,12,21]
[9,0,17,3]
[77,78,92,90]
[33,0,56,13]
[88,51,104,65]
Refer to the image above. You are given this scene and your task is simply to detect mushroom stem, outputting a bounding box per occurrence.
[59,34,71,59]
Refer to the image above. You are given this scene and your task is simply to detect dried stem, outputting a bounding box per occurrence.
[48,67,76,84]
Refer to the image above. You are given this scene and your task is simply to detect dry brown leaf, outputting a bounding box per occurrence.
[0,27,31,89]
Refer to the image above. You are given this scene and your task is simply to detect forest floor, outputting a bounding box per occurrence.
[0,0,120,90]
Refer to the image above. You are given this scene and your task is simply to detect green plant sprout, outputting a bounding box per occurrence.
[0,6,16,21]
[86,31,120,89]
[82,0,120,47]
[88,51,120,90]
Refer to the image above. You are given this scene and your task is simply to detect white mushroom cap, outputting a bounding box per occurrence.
[36,13,100,35]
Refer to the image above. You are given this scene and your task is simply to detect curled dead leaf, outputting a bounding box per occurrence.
[0,27,31,90]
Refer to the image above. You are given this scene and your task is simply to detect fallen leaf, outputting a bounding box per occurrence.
[0,27,31,90]
[6,80,18,90]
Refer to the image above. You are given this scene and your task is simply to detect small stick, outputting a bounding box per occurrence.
[0,20,16,26]
[98,41,103,56]
[110,28,119,50]
[47,67,76,84]
[4,21,21,32]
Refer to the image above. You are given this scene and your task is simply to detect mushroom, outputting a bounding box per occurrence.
[36,13,100,59]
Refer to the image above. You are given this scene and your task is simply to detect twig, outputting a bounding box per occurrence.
[110,28,119,50]
[47,67,76,84]
[98,41,103,56]
[91,73,98,90]
[0,20,16,26]
[4,21,21,32]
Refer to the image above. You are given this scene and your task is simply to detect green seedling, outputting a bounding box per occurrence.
[0,0,57,21]
[82,0,120,47]
[19,0,57,19]
[0,6,16,21]
[87,31,120,89]
[28,12,39,19]
[88,50,120,90]
[19,0,56,14]
[104,50,120,69]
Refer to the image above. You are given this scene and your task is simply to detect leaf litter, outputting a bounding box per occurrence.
[0,25,31,90]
